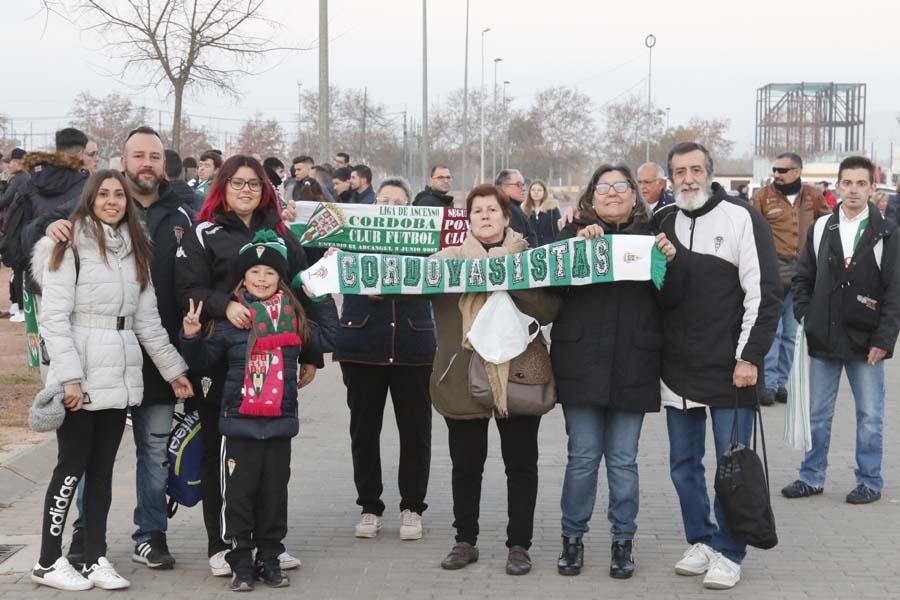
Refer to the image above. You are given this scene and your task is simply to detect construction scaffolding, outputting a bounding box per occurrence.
[755,82,866,158]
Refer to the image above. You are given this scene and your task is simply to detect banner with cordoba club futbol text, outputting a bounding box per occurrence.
[289,201,469,255]
[300,235,667,297]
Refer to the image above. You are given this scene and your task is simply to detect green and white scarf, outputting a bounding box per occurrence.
[300,235,666,296]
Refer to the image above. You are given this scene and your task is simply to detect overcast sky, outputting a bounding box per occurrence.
[3,0,899,162]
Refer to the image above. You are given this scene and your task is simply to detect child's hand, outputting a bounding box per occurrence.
[183,298,204,337]
[298,364,317,389]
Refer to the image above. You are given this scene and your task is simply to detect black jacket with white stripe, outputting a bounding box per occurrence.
[655,190,781,408]
[793,202,900,361]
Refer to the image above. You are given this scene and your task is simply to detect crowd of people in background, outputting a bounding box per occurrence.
[0,125,897,594]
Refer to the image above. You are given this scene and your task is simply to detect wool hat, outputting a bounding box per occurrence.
[29,384,67,432]
[231,229,289,284]
[10,148,26,161]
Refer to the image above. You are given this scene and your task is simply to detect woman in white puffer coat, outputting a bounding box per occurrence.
[29,170,193,592]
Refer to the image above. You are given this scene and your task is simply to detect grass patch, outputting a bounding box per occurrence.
[0,375,40,385]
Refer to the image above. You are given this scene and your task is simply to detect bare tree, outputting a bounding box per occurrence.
[161,118,212,160]
[237,113,286,158]
[69,92,148,157]
[76,0,305,151]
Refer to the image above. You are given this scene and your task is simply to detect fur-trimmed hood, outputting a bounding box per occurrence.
[24,151,87,200]
[532,197,559,214]
[24,151,84,172]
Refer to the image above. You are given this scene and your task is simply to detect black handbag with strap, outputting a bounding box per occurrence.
[713,396,778,550]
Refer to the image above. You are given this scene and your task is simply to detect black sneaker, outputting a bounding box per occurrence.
[256,560,290,588]
[132,533,176,569]
[760,387,776,406]
[846,484,881,505]
[775,386,788,404]
[66,528,86,571]
[609,540,635,579]
[230,568,255,592]
[557,536,583,576]
[781,480,823,498]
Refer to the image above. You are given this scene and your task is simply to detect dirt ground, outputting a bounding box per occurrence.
[0,267,49,446]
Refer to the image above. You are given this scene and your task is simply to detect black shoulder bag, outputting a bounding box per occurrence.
[713,394,778,549]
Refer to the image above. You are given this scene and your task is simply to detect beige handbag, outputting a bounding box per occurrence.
[468,336,557,417]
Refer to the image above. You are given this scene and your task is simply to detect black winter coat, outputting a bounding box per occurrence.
[526,199,561,247]
[550,219,661,413]
[333,296,436,366]
[180,312,322,440]
[793,202,900,361]
[168,179,196,207]
[509,201,538,248]
[413,187,454,208]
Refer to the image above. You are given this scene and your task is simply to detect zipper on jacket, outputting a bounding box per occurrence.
[116,253,129,406]
[681,217,696,411]
[390,300,397,364]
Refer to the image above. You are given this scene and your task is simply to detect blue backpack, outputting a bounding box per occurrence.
[167,409,203,517]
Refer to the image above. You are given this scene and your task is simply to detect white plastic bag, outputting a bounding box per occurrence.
[785,319,812,451]
[467,291,538,364]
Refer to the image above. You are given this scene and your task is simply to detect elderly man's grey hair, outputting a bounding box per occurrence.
[638,162,667,180]
[494,168,523,186]
[377,175,413,201]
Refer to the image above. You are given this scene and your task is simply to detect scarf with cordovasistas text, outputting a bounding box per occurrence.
[300,235,666,296]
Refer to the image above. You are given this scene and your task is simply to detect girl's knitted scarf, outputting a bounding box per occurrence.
[238,289,301,417]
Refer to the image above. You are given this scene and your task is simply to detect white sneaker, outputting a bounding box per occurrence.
[703,552,741,589]
[83,557,130,590]
[9,303,19,315]
[354,513,383,538]
[209,550,231,576]
[674,542,715,575]
[9,312,25,322]
[31,556,93,591]
[399,509,423,540]
[279,551,302,570]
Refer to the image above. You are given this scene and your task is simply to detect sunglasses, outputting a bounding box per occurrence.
[595,182,631,195]
[772,167,797,174]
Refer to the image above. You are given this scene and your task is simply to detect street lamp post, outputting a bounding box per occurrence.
[666,106,671,131]
[491,57,503,179]
[422,0,429,187]
[644,33,656,163]
[479,27,490,184]
[461,0,470,188]
[502,80,510,169]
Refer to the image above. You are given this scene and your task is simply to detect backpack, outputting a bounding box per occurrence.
[0,192,32,269]
[166,409,203,517]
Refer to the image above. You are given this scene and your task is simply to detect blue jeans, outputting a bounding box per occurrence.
[799,357,885,492]
[560,404,644,542]
[131,402,176,543]
[666,406,753,564]
[763,289,798,389]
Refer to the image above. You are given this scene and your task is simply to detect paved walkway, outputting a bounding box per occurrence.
[0,359,897,599]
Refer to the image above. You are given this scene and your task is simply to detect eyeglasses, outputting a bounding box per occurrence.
[228,177,262,192]
[594,182,631,195]
[503,181,526,189]
[772,167,797,174]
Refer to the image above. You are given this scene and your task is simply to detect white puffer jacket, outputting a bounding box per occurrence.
[32,221,188,411]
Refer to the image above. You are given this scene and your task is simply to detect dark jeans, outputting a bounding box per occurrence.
[39,408,127,566]
[222,437,291,569]
[342,363,432,515]
[187,370,228,557]
[445,415,540,549]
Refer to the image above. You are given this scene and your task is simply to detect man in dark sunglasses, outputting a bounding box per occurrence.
[750,152,830,406]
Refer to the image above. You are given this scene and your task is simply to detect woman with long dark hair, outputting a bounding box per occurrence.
[175,154,335,577]
[552,164,674,580]
[30,170,192,591]
[522,179,560,246]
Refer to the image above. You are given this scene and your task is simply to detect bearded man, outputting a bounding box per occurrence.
[653,142,781,590]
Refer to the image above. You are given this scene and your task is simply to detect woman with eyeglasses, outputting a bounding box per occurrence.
[552,164,675,580]
[175,155,336,578]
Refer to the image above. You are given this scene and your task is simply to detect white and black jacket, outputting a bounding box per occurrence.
[656,190,781,408]
[793,202,900,361]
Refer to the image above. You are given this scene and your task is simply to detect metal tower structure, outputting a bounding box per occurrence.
[755,82,866,157]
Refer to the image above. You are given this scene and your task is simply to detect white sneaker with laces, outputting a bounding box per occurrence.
[399,509,423,540]
[209,550,231,576]
[9,303,19,315]
[703,552,741,589]
[31,556,93,591]
[674,542,715,575]
[279,551,302,570]
[354,513,383,538]
[9,312,25,323]
[83,557,130,590]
